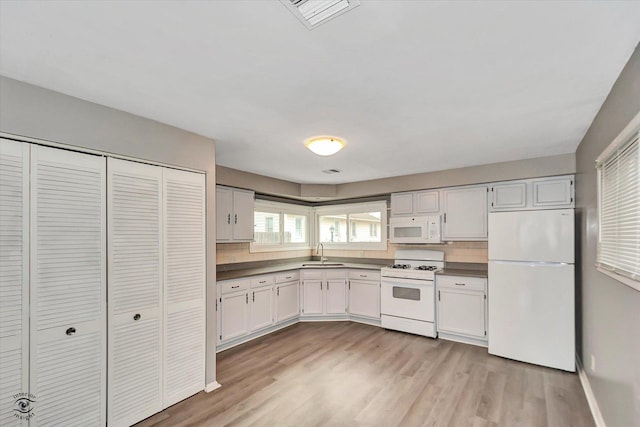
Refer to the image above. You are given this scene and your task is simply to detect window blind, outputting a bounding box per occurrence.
[597,131,640,281]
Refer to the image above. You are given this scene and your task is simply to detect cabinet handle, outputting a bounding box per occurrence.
[253,291,255,302]
[246,293,248,304]
[227,213,231,224]
[235,213,238,224]
[321,283,323,290]
[443,213,447,223]
[277,287,279,296]
[133,313,141,321]
[259,280,266,284]
[359,274,367,277]
[455,283,466,286]
[438,291,440,301]
[231,285,240,289]
[66,327,76,336]
[285,276,292,279]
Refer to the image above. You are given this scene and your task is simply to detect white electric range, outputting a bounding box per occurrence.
[380,249,444,338]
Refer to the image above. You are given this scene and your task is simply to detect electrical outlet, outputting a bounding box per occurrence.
[590,354,596,372]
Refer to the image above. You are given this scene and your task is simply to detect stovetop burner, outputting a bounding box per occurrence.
[391,264,411,269]
[416,265,438,271]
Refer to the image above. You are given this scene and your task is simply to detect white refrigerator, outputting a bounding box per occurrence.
[488,208,575,372]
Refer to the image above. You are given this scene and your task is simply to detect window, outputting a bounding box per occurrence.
[316,201,387,250]
[251,201,311,251]
[596,117,639,291]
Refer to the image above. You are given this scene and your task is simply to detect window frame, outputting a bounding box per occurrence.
[595,111,640,291]
[314,201,387,250]
[250,200,312,252]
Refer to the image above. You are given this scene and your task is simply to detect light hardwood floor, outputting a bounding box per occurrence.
[136,322,595,427]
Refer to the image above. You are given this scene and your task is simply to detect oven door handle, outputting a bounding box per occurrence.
[381,277,434,286]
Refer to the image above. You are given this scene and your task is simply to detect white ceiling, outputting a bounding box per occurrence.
[1,1,639,184]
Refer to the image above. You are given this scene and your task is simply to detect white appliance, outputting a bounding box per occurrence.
[488,208,575,372]
[381,249,444,338]
[389,215,442,244]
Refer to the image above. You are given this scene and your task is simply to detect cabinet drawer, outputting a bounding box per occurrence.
[250,276,275,289]
[276,271,299,283]
[348,270,381,281]
[220,280,249,294]
[437,275,486,292]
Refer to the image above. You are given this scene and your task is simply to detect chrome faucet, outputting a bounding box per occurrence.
[316,243,328,264]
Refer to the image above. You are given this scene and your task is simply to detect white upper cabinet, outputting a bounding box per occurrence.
[391,190,440,216]
[490,175,574,211]
[490,181,527,210]
[415,190,440,214]
[442,185,488,241]
[531,176,574,208]
[216,186,254,242]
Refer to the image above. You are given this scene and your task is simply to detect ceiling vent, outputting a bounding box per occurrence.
[281,0,360,30]
[322,168,342,174]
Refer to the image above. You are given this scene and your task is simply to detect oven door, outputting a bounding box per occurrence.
[381,277,435,322]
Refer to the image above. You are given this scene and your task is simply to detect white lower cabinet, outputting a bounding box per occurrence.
[250,286,274,331]
[436,275,487,345]
[218,273,299,346]
[348,270,381,320]
[301,269,348,317]
[275,272,300,322]
[219,280,250,343]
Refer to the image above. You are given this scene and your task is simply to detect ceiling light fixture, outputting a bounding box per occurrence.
[281,0,361,30]
[305,136,346,156]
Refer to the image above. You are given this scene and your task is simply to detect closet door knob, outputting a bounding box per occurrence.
[133,313,141,321]
[66,327,76,336]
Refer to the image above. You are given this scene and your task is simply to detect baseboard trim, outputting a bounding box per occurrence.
[204,381,222,393]
[576,355,606,427]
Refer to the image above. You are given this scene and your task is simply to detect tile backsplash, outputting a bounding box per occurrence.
[216,241,487,265]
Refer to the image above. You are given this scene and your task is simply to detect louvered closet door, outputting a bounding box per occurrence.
[0,139,29,426]
[163,168,205,407]
[107,158,163,427]
[30,145,106,426]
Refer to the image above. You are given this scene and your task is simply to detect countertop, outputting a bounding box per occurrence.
[216,262,385,281]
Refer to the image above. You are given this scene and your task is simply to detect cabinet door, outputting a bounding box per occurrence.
[163,169,206,407]
[348,280,380,319]
[532,176,574,208]
[276,281,299,322]
[216,186,233,241]
[415,190,440,214]
[30,146,106,426]
[490,182,527,210]
[232,190,254,241]
[390,192,413,216]
[326,280,347,314]
[107,159,162,427]
[250,287,273,332]
[438,289,485,338]
[443,186,488,240]
[302,280,323,315]
[0,139,29,426]
[220,292,249,341]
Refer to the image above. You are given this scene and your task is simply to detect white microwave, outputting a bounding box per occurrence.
[389,215,442,244]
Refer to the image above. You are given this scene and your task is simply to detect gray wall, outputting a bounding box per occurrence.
[0,76,219,387]
[575,44,640,427]
[219,153,575,201]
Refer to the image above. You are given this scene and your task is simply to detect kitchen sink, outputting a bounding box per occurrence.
[301,262,344,267]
